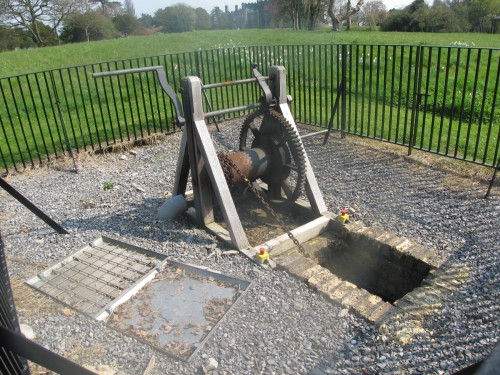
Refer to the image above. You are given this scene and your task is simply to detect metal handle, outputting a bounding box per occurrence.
[93,66,185,126]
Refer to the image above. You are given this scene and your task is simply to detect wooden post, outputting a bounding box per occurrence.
[269,66,328,215]
[172,128,189,196]
[179,76,249,250]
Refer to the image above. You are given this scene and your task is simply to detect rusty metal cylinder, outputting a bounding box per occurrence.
[226,148,269,183]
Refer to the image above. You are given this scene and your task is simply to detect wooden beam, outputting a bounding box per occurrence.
[193,119,249,250]
[258,216,331,258]
[270,66,328,215]
[181,76,249,250]
[172,127,189,196]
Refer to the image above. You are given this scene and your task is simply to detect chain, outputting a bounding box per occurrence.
[217,152,308,256]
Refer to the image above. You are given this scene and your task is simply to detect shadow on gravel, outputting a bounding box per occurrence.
[59,197,218,247]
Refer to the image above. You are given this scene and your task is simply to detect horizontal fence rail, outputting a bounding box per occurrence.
[0,44,499,176]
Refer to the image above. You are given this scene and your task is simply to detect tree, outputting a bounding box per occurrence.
[195,7,211,30]
[358,0,387,29]
[0,0,79,46]
[381,0,426,32]
[381,9,412,31]
[93,0,122,18]
[304,0,326,30]
[123,0,135,17]
[327,0,364,31]
[210,6,229,29]
[138,13,154,28]
[269,0,332,30]
[0,25,35,51]
[155,4,196,33]
[466,0,500,32]
[424,0,462,32]
[60,10,115,42]
[113,13,138,36]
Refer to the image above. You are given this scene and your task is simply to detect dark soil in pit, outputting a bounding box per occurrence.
[214,189,318,247]
[303,232,431,303]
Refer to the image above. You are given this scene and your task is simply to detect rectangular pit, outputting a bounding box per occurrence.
[304,232,431,303]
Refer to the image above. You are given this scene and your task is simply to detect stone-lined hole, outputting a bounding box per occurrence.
[306,234,431,303]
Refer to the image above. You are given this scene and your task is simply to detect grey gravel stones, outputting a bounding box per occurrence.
[1,121,498,374]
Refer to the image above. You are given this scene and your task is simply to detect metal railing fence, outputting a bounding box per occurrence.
[0,44,499,175]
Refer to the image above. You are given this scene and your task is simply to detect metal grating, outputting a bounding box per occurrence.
[27,237,166,319]
[109,261,251,361]
[27,237,251,361]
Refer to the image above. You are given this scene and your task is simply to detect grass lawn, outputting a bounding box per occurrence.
[0,28,498,171]
[0,29,499,77]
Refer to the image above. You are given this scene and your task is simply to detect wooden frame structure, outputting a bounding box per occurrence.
[173,66,332,261]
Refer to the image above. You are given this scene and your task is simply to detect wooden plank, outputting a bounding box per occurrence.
[193,119,249,250]
[269,66,288,105]
[172,127,189,196]
[279,102,328,214]
[194,133,214,225]
[205,222,232,246]
[181,76,214,226]
[256,216,331,258]
[269,65,328,214]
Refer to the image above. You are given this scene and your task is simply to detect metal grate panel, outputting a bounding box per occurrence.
[27,237,166,319]
[27,237,251,361]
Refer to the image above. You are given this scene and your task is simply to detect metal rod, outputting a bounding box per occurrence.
[301,129,328,139]
[92,65,163,78]
[206,102,261,118]
[50,71,78,173]
[341,44,347,139]
[0,177,69,234]
[0,326,97,375]
[486,155,499,198]
[474,49,492,162]
[454,48,470,157]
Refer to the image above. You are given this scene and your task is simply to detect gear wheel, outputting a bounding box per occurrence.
[239,109,307,202]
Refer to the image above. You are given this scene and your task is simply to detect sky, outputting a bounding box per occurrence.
[134,0,416,17]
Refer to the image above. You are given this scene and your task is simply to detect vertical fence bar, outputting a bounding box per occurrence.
[428,47,441,153]
[388,46,396,142]
[419,47,433,150]
[463,49,482,160]
[355,45,360,134]
[348,44,353,133]
[361,45,367,135]
[7,78,33,167]
[374,45,381,139]
[341,44,347,138]
[49,71,77,172]
[56,70,80,152]
[408,45,422,156]
[380,45,388,140]
[0,45,498,175]
[24,74,49,162]
[454,48,471,158]
[0,112,17,173]
[444,48,461,155]
[403,46,414,147]
[483,54,500,165]
[437,48,452,153]
[67,69,87,151]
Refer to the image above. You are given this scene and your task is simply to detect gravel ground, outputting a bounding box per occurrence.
[1,120,499,375]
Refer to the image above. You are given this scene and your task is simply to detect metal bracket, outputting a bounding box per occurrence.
[251,64,273,105]
[93,66,185,126]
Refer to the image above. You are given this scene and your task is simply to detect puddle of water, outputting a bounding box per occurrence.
[110,263,249,360]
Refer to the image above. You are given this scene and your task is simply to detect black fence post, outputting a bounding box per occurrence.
[408,45,423,156]
[0,234,30,375]
[49,71,78,173]
[0,177,68,234]
[485,156,499,198]
[341,44,347,139]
